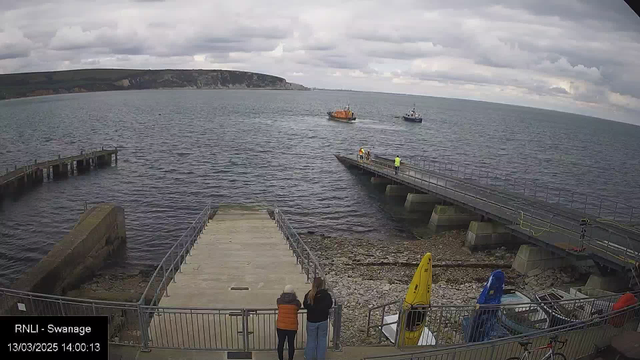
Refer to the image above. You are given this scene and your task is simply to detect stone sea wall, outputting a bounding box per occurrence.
[11,203,126,295]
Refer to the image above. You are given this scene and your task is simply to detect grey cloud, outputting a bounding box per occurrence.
[0,29,35,60]
[548,86,569,95]
[410,0,640,33]
[0,43,32,60]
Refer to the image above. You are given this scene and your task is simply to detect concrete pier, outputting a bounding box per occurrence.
[428,205,481,228]
[385,185,411,196]
[159,206,309,308]
[404,193,439,212]
[465,221,522,250]
[0,148,117,200]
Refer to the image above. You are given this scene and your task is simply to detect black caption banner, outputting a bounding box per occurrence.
[1,316,108,359]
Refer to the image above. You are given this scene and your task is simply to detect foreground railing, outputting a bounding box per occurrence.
[139,203,217,307]
[0,286,341,351]
[140,306,340,351]
[363,303,640,360]
[0,287,144,345]
[366,290,638,349]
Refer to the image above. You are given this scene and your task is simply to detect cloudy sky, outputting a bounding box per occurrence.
[1,0,639,123]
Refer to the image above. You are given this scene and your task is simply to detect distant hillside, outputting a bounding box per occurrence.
[0,69,308,100]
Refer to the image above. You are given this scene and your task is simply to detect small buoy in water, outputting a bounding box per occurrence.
[158,113,161,115]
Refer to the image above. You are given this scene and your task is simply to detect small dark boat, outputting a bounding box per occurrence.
[536,288,607,327]
[402,105,422,123]
[499,290,549,333]
[327,105,356,122]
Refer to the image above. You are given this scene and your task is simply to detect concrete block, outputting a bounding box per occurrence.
[371,176,392,185]
[585,274,627,292]
[10,203,126,295]
[428,205,480,228]
[404,193,439,212]
[569,286,615,298]
[465,221,522,250]
[385,185,412,196]
[512,245,570,274]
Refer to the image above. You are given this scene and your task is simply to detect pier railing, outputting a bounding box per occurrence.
[363,302,640,360]
[366,290,638,348]
[346,154,640,268]
[139,203,217,307]
[380,154,640,225]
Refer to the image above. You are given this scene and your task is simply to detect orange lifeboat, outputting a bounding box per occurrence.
[327,105,356,122]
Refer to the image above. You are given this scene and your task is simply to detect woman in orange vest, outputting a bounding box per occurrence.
[277,285,301,360]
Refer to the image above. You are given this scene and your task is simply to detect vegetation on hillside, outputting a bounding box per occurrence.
[0,69,307,100]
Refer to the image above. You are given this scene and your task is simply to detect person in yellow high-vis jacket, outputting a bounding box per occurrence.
[395,155,401,175]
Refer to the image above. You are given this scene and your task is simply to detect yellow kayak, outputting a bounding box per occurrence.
[401,253,432,346]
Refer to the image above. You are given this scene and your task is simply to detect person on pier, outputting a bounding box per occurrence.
[276,285,301,360]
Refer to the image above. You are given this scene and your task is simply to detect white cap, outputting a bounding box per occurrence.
[284,285,295,294]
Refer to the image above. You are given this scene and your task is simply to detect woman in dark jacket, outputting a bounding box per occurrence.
[303,277,333,360]
[277,285,301,360]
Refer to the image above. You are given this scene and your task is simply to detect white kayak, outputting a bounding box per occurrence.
[381,314,437,346]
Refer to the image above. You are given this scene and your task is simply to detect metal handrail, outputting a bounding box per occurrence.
[139,203,216,306]
[273,206,326,284]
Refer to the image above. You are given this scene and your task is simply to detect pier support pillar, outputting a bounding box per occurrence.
[465,221,522,251]
[385,185,412,196]
[371,176,392,185]
[35,168,44,185]
[512,245,570,274]
[585,274,628,293]
[404,193,440,212]
[76,159,89,173]
[96,155,111,167]
[428,205,481,229]
[52,163,68,178]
